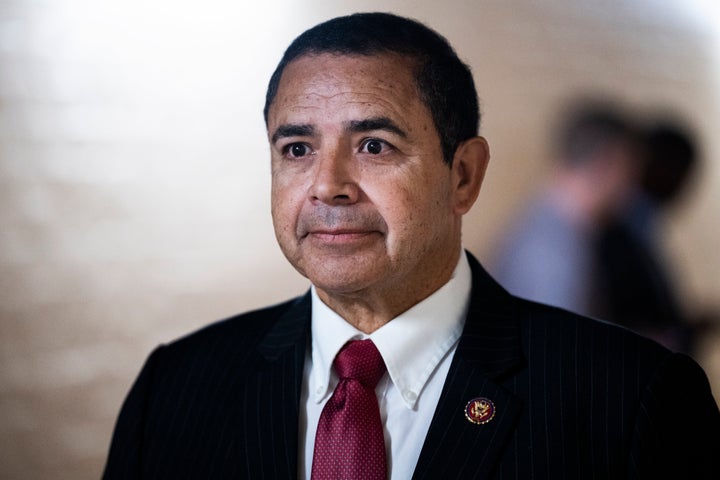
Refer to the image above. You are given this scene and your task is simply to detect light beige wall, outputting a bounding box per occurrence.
[1,0,718,478]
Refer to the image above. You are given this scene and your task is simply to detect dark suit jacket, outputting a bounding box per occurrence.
[103,253,720,479]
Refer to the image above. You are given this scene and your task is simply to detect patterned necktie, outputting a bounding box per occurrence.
[311,339,387,480]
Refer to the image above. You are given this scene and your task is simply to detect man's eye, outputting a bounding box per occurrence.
[360,139,388,155]
[284,143,313,158]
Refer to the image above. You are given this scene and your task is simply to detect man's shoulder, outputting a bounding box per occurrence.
[152,293,310,365]
[516,296,674,365]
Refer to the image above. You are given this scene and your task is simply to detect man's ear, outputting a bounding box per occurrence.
[451,136,490,215]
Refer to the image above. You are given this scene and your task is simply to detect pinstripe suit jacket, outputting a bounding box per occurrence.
[103,253,720,479]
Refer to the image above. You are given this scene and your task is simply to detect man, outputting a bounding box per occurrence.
[103,13,720,479]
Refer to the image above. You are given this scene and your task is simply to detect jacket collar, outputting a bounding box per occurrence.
[256,292,311,361]
[256,251,524,377]
[457,252,525,379]
[413,252,525,478]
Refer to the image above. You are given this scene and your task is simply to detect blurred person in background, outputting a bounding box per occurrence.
[490,101,644,316]
[595,118,711,353]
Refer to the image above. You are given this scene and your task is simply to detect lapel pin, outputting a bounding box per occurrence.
[465,397,496,425]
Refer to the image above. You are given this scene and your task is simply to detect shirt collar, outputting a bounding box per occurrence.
[309,251,472,409]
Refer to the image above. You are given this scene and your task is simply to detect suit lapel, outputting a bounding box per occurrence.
[239,293,311,479]
[413,253,525,479]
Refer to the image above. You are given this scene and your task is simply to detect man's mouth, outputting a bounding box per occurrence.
[308,229,376,240]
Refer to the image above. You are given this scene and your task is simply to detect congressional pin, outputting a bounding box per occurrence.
[464,397,496,425]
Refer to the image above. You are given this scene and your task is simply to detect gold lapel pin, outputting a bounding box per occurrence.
[464,397,496,425]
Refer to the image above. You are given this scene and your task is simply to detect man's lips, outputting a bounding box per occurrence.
[306,229,379,243]
[296,206,388,243]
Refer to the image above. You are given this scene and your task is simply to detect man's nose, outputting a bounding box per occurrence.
[309,148,360,205]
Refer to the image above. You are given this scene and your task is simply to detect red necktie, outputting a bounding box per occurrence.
[311,339,387,480]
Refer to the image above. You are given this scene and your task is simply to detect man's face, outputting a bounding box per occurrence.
[267,53,466,306]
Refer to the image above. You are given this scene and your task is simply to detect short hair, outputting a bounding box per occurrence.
[263,12,479,165]
[555,101,639,166]
[642,120,698,204]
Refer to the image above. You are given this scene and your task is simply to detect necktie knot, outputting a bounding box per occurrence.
[334,339,386,388]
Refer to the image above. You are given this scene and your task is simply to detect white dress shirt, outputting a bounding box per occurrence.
[299,251,472,479]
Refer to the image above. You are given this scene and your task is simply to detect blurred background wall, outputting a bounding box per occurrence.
[1,0,718,477]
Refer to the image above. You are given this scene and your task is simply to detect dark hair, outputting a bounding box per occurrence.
[263,12,479,165]
[641,121,698,204]
[555,101,639,166]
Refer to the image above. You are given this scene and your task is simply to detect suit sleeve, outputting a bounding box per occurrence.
[102,347,164,480]
[629,353,720,478]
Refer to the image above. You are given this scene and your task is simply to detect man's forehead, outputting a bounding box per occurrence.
[267,53,425,126]
[294,53,413,86]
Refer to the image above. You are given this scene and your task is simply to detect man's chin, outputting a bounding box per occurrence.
[305,265,384,297]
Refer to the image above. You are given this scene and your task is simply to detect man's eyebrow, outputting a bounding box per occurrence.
[271,124,315,144]
[347,117,407,138]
